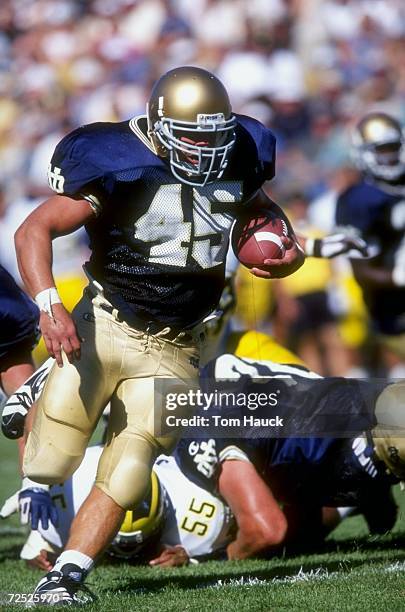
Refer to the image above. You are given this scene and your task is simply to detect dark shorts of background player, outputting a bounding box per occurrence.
[289,290,336,337]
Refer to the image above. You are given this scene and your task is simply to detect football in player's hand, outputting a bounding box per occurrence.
[232,210,289,269]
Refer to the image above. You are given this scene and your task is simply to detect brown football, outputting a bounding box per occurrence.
[232,210,289,268]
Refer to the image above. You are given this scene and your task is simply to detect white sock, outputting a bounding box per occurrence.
[53,550,94,575]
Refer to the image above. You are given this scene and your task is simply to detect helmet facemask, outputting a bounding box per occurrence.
[152,112,236,187]
[146,66,236,187]
[352,114,405,183]
[361,141,405,182]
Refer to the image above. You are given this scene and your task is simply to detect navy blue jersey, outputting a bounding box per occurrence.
[336,180,405,334]
[174,354,393,508]
[0,265,39,363]
[48,114,276,327]
[175,434,395,508]
[198,354,383,438]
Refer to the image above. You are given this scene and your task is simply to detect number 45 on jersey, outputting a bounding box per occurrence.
[134,183,242,269]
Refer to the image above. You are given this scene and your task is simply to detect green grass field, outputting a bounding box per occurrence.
[1,434,405,611]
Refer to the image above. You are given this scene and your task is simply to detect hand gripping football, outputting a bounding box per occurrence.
[232,210,289,269]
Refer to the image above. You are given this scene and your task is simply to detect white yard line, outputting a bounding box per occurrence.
[0,525,26,536]
[212,561,405,589]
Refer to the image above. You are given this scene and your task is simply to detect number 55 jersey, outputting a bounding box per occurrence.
[20,446,234,562]
[48,114,276,328]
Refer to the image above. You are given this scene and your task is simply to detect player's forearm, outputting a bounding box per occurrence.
[226,533,260,559]
[219,460,288,559]
[226,513,288,560]
[226,527,278,560]
[351,260,398,289]
[356,268,395,288]
[15,195,94,298]
[15,220,56,297]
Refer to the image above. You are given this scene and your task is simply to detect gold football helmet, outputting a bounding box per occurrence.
[372,381,405,480]
[109,470,166,560]
[147,66,236,186]
[352,112,405,183]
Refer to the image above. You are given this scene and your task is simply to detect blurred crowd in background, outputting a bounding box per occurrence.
[0,0,404,376]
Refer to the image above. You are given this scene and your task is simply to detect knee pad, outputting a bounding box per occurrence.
[23,403,89,485]
[95,436,155,509]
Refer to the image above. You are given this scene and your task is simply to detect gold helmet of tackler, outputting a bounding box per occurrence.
[147,66,236,187]
[372,382,405,479]
[109,470,166,559]
[351,112,405,183]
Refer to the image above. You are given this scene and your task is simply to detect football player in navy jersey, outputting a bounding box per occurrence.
[335,112,405,362]
[0,266,60,549]
[175,353,405,559]
[0,264,39,403]
[0,261,39,472]
[0,264,39,455]
[13,66,306,604]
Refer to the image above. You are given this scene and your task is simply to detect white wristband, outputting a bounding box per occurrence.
[304,238,315,257]
[35,287,62,318]
[22,476,49,492]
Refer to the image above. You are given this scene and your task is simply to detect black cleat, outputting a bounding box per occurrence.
[28,563,96,607]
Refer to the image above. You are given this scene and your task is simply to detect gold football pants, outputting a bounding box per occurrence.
[23,291,200,509]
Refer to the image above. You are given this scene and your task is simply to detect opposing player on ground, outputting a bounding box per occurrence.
[1,446,233,569]
[0,264,39,427]
[0,263,41,472]
[175,351,404,558]
[4,328,402,562]
[14,66,305,604]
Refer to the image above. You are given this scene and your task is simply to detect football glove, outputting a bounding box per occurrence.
[305,233,369,259]
[0,491,19,519]
[18,479,58,531]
